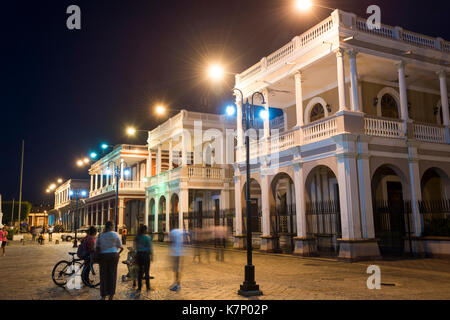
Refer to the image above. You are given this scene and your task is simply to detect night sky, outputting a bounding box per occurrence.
[1,0,449,204]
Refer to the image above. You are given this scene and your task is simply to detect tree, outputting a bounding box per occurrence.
[1,201,32,225]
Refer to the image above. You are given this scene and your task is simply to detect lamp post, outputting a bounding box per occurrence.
[70,189,87,247]
[106,160,130,232]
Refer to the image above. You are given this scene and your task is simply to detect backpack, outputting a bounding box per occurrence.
[77,237,89,259]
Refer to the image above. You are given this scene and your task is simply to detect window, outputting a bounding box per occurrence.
[381,94,399,119]
[310,103,325,122]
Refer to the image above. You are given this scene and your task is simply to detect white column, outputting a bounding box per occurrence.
[348,50,361,112]
[234,176,242,235]
[107,200,111,223]
[181,134,188,166]
[397,61,409,123]
[336,48,348,111]
[157,144,162,175]
[120,159,124,181]
[294,71,304,128]
[169,139,173,170]
[100,170,103,189]
[118,198,125,228]
[101,202,104,226]
[90,175,93,192]
[145,193,149,228]
[236,95,244,147]
[294,163,306,237]
[263,89,270,139]
[438,71,450,141]
[147,149,152,177]
[357,140,375,239]
[95,174,98,190]
[180,189,189,230]
[261,172,271,236]
[408,146,423,236]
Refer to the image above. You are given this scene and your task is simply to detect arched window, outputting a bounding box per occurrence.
[381,94,399,119]
[310,103,325,123]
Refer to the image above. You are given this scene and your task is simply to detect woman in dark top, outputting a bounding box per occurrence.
[134,225,153,292]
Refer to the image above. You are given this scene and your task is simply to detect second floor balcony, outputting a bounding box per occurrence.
[89,179,146,198]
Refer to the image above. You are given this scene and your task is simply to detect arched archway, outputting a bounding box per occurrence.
[148,198,155,233]
[242,178,262,234]
[125,199,145,235]
[270,173,296,252]
[170,193,179,230]
[304,97,329,124]
[371,164,411,255]
[304,165,341,256]
[158,196,166,239]
[420,168,450,237]
[376,87,401,119]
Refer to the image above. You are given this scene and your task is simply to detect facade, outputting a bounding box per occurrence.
[231,9,450,260]
[84,144,148,235]
[145,110,236,241]
[48,179,89,230]
[28,204,52,227]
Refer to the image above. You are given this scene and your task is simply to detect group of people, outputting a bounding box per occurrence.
[0,227,8,256]
[77,221,184,300]
[192,225,228,263]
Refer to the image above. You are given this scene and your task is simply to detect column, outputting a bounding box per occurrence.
[118,198,125,228]
[179,189,189,231]
[154,196,159,233]
[236,95,244,147]
[90,175,93,192]
[100,170,103,189]
[101,202,104,226]
[120,159,124,181]
[294,71,304,128]
[95,174,98,190]
[348,50,361,112]
[320,169,330,201]
[157,144,162,174]
[438,70,450,143]
[408,145,423,237]
[107,201,111,222]
[145,193,149,228]
[260,171,275,252]
[95,203,99,226]
[181,133,188,166]
[165,193,170,236]
[234,176,243,242]
[169,139,173,170]
[262,89,270,139]
[397,61,409,124]
[315,173,323,202]
[336,48,348,111]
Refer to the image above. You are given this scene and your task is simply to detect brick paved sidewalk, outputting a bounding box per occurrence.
[0,242,449,300]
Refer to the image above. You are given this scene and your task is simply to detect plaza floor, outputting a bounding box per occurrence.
[0,241,449,300]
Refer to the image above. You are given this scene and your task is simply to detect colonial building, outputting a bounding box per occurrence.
[232,9,450,260]
[48,179,89,230]
[145,110,236,241]
[84,144,148,234]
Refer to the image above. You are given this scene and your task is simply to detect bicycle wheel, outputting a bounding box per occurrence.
[82,262,101,288]
[52,260,71,286]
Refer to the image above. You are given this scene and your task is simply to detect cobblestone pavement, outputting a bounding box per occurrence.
[0,241,450,300]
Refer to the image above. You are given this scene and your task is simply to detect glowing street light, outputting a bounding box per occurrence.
[155,105,166,116]
[126,127,137,136]
[57,178,63,184]
[101,143,109,150]
[208,64,225,81]
[295,0,313,11]
[226,105,236,116]
[259,110,269,120]
[77,160,84,167]
[90,152,98,159]
[83,158,90,164]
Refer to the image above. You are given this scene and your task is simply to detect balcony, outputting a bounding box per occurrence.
[147,165,231,188]
[89,180,146,198]
[364,116,404,139]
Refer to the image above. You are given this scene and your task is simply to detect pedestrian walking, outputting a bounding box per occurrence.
[31,226,37,242]
[122,226,128,245]
[134,225,153,292]
[95,221,123,300]
[79,226,97,284]
[48,225,54,242]
[1,227,8,256]
[169,228,184,291]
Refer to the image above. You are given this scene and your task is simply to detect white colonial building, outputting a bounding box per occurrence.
[84,144,149,234]
[145,110,236,241]
[232,9,450,260]
[49,179,89,230]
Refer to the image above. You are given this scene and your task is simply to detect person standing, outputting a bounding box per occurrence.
[48,225,54,242]
[0,228,3,252]
[169,228,184,291]
[1,227,8,256]
[134,225,152,292]
[80,226,97,284]
[95,221,123,300]
[122,226,127,245]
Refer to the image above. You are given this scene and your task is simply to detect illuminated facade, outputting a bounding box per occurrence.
[232,9,450,260]
[145,110,236,241]
[84,144,149,234]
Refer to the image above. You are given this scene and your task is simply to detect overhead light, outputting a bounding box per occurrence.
[259,110,269,120]
[90,152,98,159]
[343,36,354,42]
[225,105,236,116]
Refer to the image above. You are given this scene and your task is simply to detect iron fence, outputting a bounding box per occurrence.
[418,199,450,237]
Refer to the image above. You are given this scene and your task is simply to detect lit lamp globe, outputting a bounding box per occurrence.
[208,64,224,81]
[155,105,166,116]
[127,127,136,136]
[295,0,313,11]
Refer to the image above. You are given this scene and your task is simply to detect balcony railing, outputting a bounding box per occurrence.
[270,130,298,153]
[147,166,228,188]
[414,123,446,144]
[364,116,404,138]
[187,167,224,180]
[89,180,145,197]
[302,117,338,144]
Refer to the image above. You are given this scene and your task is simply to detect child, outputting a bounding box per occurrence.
[122,247,139,287]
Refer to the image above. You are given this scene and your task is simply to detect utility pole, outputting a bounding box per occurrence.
[17,140,24,228]
[11,198,15,226]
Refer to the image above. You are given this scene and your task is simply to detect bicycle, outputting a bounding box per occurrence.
[52,252,100,288]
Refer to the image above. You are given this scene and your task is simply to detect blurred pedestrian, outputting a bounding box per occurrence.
[48,225,54,242]
[169,228,184,291]
[122,226,128,245]
[95,221,123,300]
[1,227,8,256]
[31,226,37,242]
[80,226,97,285]
[192,228,202,263]
[134,225,153,292]
[214,226,226,262]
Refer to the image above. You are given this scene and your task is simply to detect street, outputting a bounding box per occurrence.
[0,241,450,300]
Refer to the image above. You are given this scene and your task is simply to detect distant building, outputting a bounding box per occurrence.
[27,203,52,227]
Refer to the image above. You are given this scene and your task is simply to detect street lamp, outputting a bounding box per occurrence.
[69,189,88,247]
[294,0,335,12]
[208,65,264,297]
[106,160,130,232]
